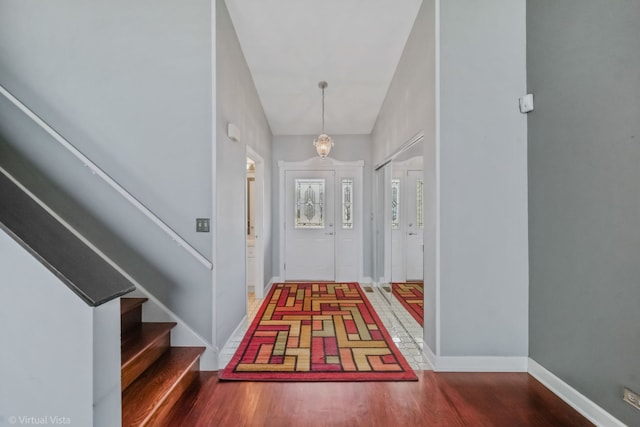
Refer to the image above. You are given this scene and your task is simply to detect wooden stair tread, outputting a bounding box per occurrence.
[121,297,148,315]
[158,372,219,427]
[121,322,177,391]
[122,347,205,427]
[121,322,176,367]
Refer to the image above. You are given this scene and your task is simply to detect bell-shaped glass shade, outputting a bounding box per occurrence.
[313,134,334,158]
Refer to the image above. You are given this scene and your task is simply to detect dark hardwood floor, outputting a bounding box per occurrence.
[161,371,593,426]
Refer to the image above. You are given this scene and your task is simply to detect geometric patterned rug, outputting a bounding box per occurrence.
[391,282,424,326]
[219,282,417,381]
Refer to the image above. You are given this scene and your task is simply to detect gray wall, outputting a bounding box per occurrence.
[527,1,640,423]
[272,134,373,279]
[0,229,121,427]
[371,0,436,168]
[438,0,529,358]
[216,0,273,349]
[371,0,437,351]
[0,1,214,340]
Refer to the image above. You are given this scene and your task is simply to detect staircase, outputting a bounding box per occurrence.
[120,297,205,427]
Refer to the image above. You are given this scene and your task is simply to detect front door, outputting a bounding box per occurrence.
[284,170,335,281]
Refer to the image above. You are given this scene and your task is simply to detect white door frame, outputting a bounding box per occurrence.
[246,146,265,298]
[278,157,364,282]
[373,163,392,284]
[391,167,406,283]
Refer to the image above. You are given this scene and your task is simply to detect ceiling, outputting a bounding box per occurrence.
[224,0,423,136]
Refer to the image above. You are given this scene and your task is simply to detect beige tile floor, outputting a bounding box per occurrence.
[219,286,432,371]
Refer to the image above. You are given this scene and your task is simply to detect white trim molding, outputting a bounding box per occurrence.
[268,276,282,285]
[218,313,249,370]
[423,344,437,369]
[278,157,365,170]
[265,277,279,293]
[245,146,265,299]
[434,0,442,364]
[423,347,528,372]
[528,359,626,427]
[209,0,218,358]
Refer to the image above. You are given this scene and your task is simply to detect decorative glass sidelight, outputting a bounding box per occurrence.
[294,179,325,228]
[341,179,354,229]
[417,179,424,229]
[391,179,400,229]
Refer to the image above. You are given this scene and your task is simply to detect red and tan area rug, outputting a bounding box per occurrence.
[219,282,417,381]
[391,282,424,326]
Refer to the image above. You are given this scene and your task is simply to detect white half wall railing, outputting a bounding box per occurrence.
[0,84,213,270]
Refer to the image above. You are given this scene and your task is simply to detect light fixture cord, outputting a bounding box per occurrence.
[321,86,325,133]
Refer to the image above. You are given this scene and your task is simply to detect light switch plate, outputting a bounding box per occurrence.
[623,387,640,411]
[519,93,534,113]
[196,218,210,232]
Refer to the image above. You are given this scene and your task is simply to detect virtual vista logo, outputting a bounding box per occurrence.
[5,415,71,425]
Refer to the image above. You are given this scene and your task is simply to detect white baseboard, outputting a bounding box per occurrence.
[528,358,625,427]
[424,351,528,372]
[218,313,250,370]
[268,277,374,285]
[129,286,217,370]
[269,276,282,286]
[266,276,280,290]
[423,344,437,369]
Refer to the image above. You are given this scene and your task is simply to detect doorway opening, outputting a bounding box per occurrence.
[245,148,265,313]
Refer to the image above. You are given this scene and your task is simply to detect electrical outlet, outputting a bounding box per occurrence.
[196,218,210,232]
[623,387,640,411]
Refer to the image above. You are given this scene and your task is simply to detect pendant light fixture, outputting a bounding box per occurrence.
[313,81,334,158]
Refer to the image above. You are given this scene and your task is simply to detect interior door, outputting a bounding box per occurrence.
[405,169,424,281]
[284,170,335,281]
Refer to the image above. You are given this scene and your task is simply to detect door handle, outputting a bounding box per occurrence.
[408,232,417,235]
[325,232,334,235]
